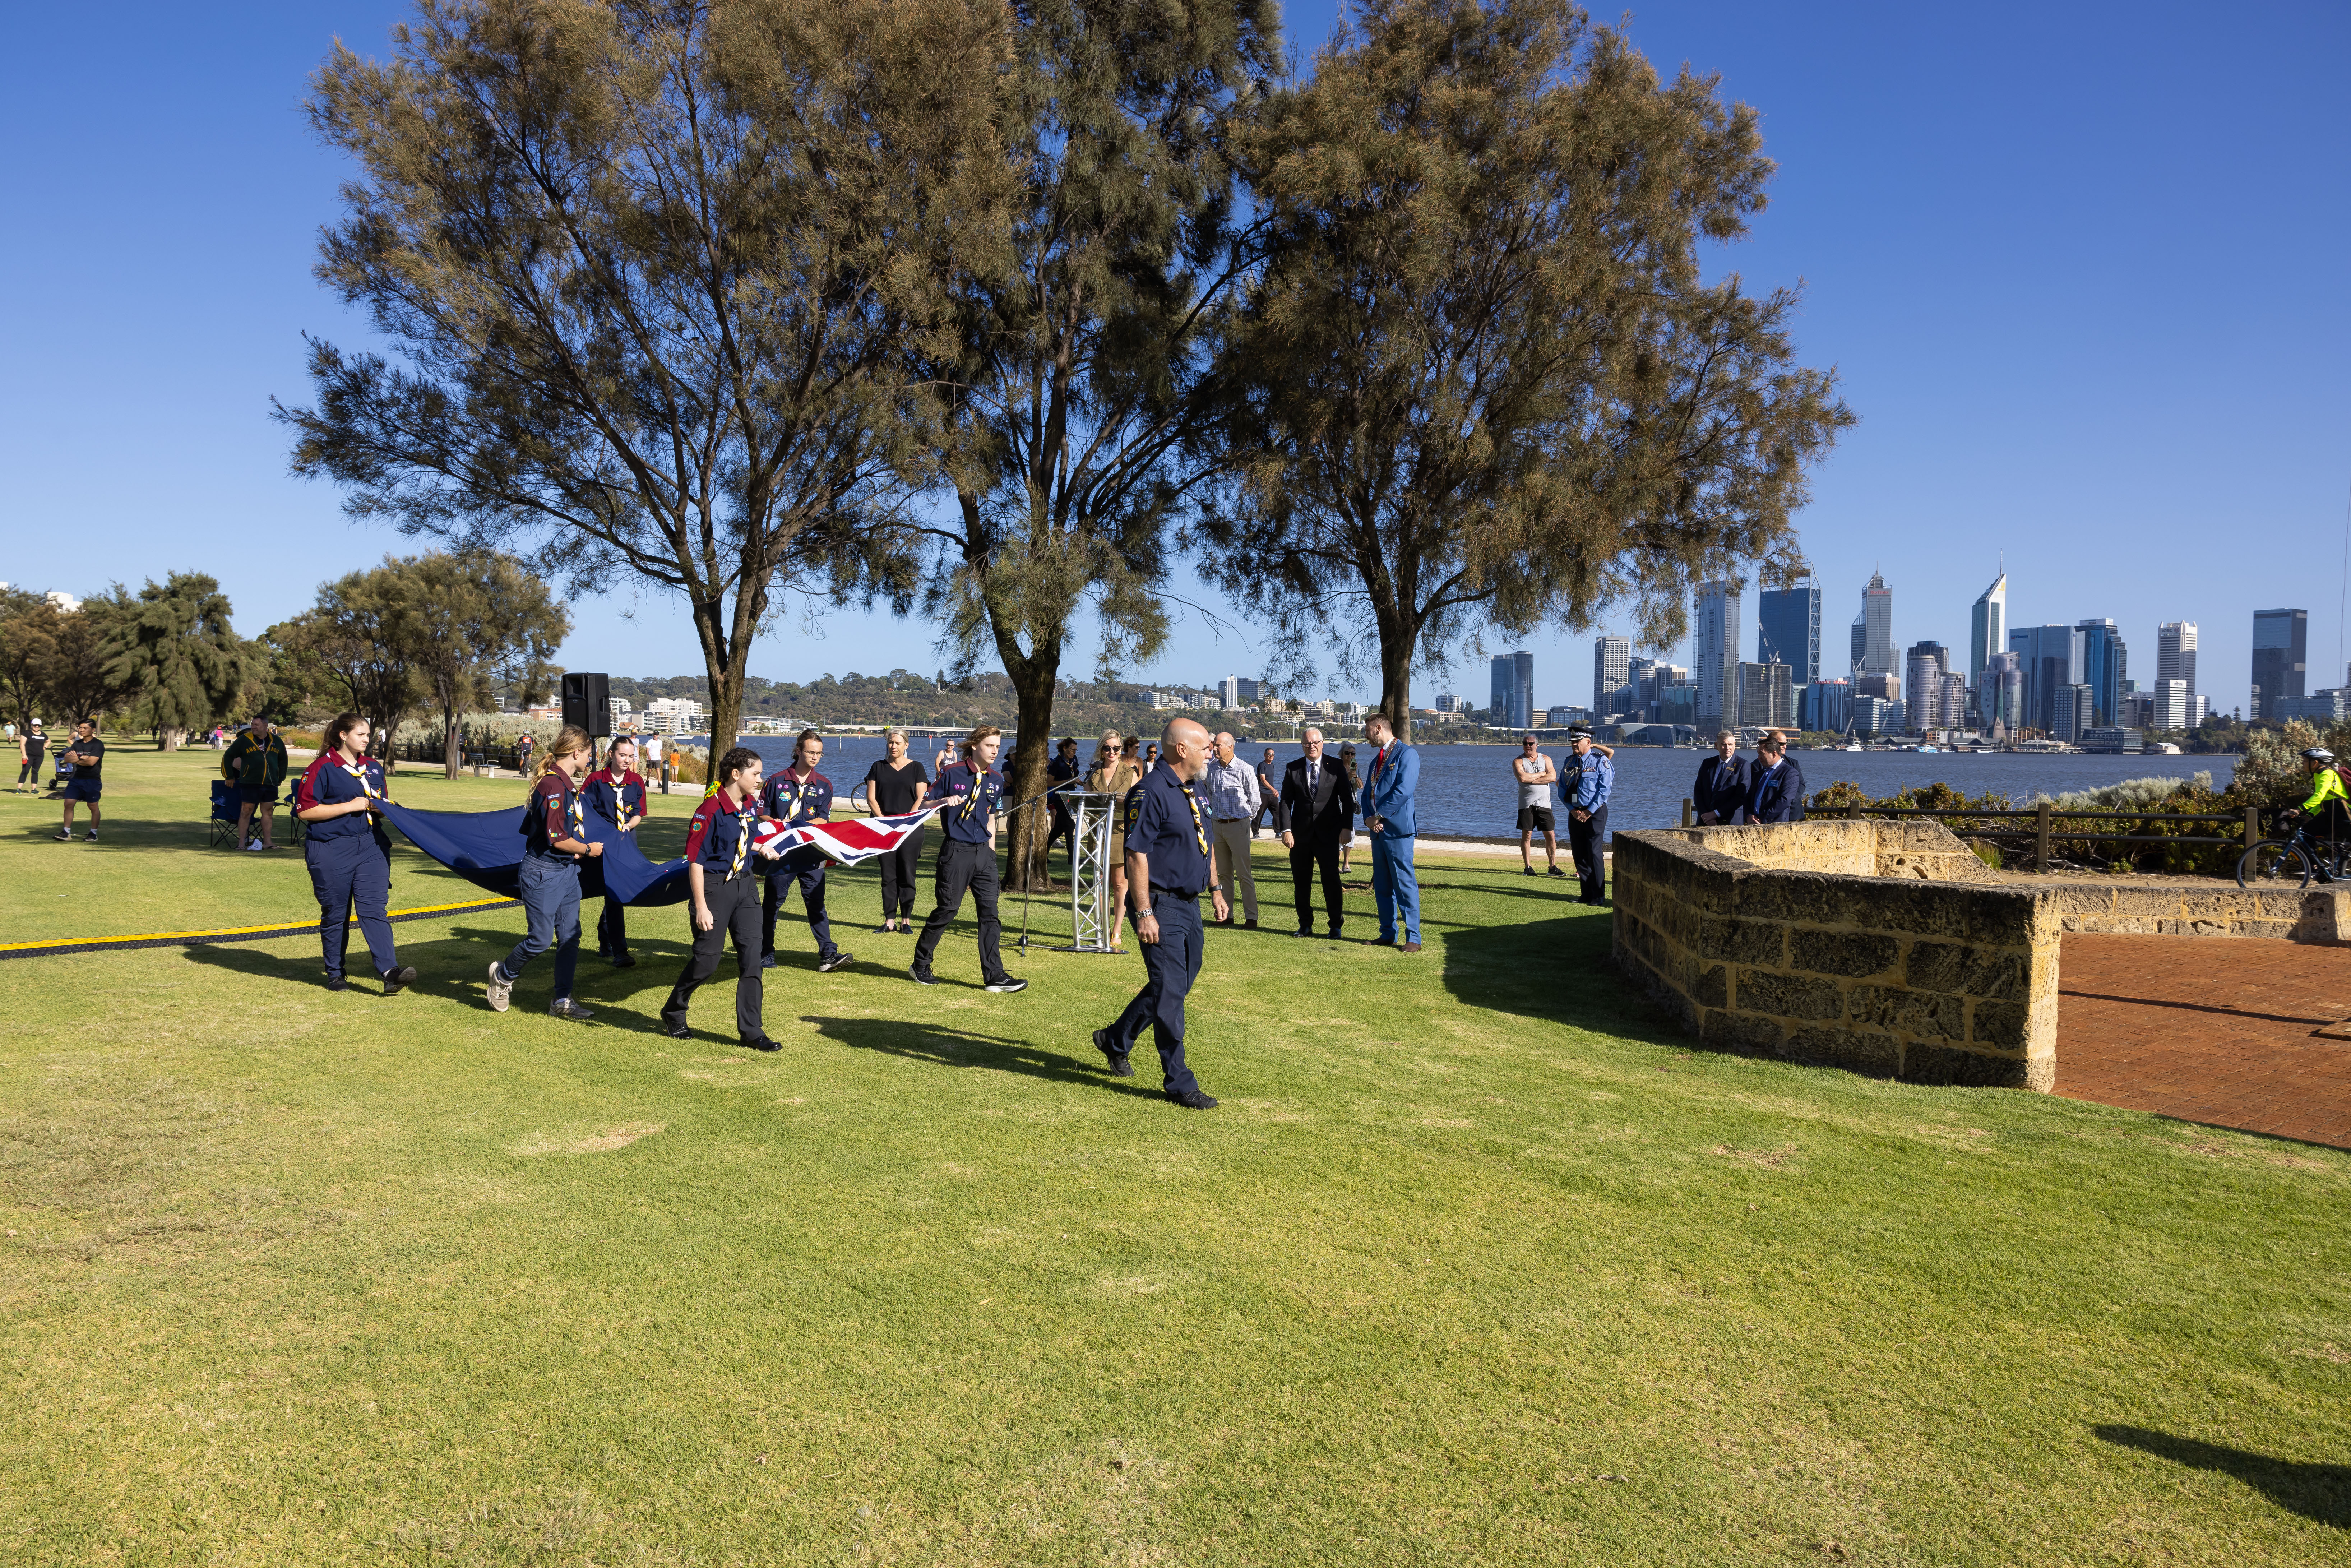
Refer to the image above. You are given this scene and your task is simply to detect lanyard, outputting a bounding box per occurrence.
[1178,778,1208,856]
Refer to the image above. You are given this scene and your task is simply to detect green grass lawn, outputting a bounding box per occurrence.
[3,743,2347,1565]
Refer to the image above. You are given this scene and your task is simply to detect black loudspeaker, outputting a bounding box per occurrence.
[562,672,612,737]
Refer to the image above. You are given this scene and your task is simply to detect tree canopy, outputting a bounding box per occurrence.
[1202,0,1852,734]
[106,572,250,749]
[401,551,570,776]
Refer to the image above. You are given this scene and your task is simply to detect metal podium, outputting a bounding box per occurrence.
[1050,789,1123,953]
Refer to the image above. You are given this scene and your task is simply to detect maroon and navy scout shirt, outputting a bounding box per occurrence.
[684,790,763,879]
[582,767,647,827]
[520,773,586,859]
[294,752,390,844]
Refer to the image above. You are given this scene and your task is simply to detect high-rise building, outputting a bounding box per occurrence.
[1592,636,1630,714]
[1904,641,1948,735]
[2252,609,2308,719]
[1855,572,1895,676]
[1434,694,1461,713]
[1854,670,1902,703]
[1976,651,2023,731]
[1757,573,1821,687]
[2149,678,2191,731]
[2076,619,2128,726]
[1218,675,1261,709]
[1805,679,1852,735]
[1736,661,1795,729]
[1693,581,1743,732]
[1852,695,1901,735]
[2008,624,2086,733]
[1849,616,1868,675]
[1489,651,1533,730]
[1968,571,2007,692]
[2053,683,2094,744]
[2156,621,2197,700]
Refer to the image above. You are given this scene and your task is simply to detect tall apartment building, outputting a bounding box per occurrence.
[2008,624,2085,733]
[1851,572,1894,677]
[1489,651,1534,730]
[1968,571,2007,691]
[1592,636,1630,714]
[1904,641,1948,735]
[2156,621,2197,700]
[1978,651,2024,731]
[2053,683,2095,744]
[1736,661,1795,729]
[2149,678,2191,731]
[1693,581,1743,732]
[1805,678,1852,735]
[2076,619,2128,726]
[1757,573,1822,687]
[2252,608,2308,719]
[1218,675,1261,709]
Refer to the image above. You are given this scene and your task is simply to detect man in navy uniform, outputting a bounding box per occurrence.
[1558,725,1614,905]
[760,728,852,973]
[1094,716,1227,1109]
[910,725,1026,993]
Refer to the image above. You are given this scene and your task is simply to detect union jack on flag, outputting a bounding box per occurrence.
[751,805,943,868]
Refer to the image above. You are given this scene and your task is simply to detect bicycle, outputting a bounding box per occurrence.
[2236,815,2349,889]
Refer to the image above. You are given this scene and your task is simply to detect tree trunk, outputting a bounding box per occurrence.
[443,704,463,780]
[690,596,746,761]
[157,726,185,752]
[1002,648,1063,892]
[1375,621,1417,743]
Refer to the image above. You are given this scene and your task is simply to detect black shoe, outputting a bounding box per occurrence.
[984,976,1028,994]
[1094,1028,1134,1076]
[817,950,853,973]
[1370,935,1396,948]
[610,951,636,968]
[1523,866,1538,876]
[326,974,348,992]
[760,952,778,969]
[1244,918,1258,929]
[380,965,418,994]
[1327,927,1343,939]
[908,964,938,986]
[661,1021,692,1039]
[52,830,71,841]
[740,1036,782,1053]
[1295,927,1315,938]
[1548,866,1569,878]
[1166,1086,1218,1110]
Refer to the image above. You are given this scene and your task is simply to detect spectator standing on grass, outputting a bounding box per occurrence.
[858,729,931,934]
[1089,732,1146,952]
[15,720,44,793]
[1361,713,1421,953]
[1202,731,1263,929]
[1692,730,1750,825]
[1745,730,1806,824]
[292,711,418,995]
[54,720,104,842]
[1558,725,1614,906]
[1280,727,1354,937]
[1045,737,1081,866]
[1512,734,1563,878]
[1255,747,1285,840]
[222,715,289,852]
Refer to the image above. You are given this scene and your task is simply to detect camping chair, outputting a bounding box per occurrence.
[208,780,243,846]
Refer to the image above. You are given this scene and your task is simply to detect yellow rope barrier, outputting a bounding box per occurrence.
[0,896,521,959]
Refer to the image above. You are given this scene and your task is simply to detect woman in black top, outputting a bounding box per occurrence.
[858,729,931,933]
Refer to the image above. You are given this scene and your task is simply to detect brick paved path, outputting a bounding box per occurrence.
[2057,934,2351,1148]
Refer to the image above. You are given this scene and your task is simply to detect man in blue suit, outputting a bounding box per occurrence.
[1360,713,1422,953]
[1746,730,1808,823]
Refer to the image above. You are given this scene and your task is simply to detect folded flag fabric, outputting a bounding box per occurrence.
[759,805,943,868]
[380,801,693,906]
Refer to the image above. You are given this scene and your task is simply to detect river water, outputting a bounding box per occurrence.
[681,734,2233,839]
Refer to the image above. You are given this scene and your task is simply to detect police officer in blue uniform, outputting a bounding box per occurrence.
[661,745,786,1050]
[1093,717,1226,1109]
[908,725,1026,993]
[760,728,853,974]
[292,710,418,994]
[1557,724,1614,906]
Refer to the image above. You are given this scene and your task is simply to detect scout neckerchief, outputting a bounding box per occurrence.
[338,751,381,800]
[566,774,587,842]
[777,766,812,821]
[726,790,754,882]
[1175,772,1209,856]
[957,760,990,824]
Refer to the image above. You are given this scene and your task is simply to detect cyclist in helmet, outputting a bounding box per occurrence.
[2282,749,2350,878]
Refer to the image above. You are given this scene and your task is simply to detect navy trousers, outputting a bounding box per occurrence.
[305,833,396,979]
[1568,803,1609,902]
[1103,891,1205,1096]
[762,862,839,960]
[596,892,629,956]
[500,853,582,1000]
[662,873,764,1040]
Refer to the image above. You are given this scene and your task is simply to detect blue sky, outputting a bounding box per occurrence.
[3,2,2345,717]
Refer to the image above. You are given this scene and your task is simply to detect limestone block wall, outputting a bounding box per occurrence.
[2049,883,2347,943]
[1611,823,2060,1091]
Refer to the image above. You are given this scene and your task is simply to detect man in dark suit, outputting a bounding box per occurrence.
[1279,727,1355,937]
[1692,730,1751,825]
[1746,730,1807,823]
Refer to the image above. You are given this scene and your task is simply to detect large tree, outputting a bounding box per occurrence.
[912,0,1278,887]
[38,589,138,730]
[0,591,59,736]
[1203,0,1852,735]
[399,550,570,776]
[290,561,429,757]
[106,573,251,751]
[281,0,1013,751]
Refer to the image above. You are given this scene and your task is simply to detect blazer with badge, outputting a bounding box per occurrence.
[1281,754,1356,837]
[1746,757,1808,823]
[1361,742,1420,837]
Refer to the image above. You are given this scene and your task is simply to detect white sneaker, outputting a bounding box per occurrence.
[485,960,512,1013]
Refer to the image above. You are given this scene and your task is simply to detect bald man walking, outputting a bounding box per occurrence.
[1094,717,1227,1109]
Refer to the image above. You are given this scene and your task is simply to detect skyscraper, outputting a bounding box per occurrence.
[2251,609,2308,719]
[2075,619,2127,726]
[1757,573,1822,686]
[1980,651,2024,731]
[1489,651,1533,730]
[2156,621,2197,699]
[1693,581,1743,732]
[1857,572,1894,676]
[2008,624,2086,734]
[1905,641,1948,735]
[1968,571,2007,690]
[1592,636,1630,714]
[1737,661,1795,728]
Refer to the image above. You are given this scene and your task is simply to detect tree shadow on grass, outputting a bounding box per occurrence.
[2094,1425,2351,1527]
[798,1014,1162,1099]
[1438,903,1672,1041]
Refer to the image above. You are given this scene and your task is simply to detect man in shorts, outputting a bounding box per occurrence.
[1512,734,1564,877]
[55,720,104,842]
